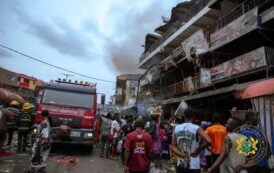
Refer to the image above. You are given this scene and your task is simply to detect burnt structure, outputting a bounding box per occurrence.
[137,0,274,119]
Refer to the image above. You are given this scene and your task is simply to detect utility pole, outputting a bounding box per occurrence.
[61,73,74,80]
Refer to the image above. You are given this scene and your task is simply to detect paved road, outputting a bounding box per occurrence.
[0,145,123,173]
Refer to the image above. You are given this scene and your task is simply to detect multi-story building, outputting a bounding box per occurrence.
[17,74,37,91]
[0,67,43,103]
[137,0,274,147]
[115,74,141,115]
[0,67,19,90]
[17,74,38,102]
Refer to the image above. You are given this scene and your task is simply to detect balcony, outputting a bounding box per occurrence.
[165,74,211,97]
[208,0,271,50]
[139,0,212,66]
[148,0,209,54]
[211,46,273,83]
[164,46,274,98]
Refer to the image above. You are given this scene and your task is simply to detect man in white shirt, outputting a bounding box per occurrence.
[110,113,120,160]
[171,109,211,173]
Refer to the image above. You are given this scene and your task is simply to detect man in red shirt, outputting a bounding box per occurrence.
[124,118,153,173]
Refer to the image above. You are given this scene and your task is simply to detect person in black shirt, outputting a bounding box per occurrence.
[17,103,34,152]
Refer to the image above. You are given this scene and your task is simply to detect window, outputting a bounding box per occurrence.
[6,75,16,81]
[24,79,30,84]
[42,89,94,109]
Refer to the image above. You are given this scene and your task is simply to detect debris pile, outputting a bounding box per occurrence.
[54,156,78,167]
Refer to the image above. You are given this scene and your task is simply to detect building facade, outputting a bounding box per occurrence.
[0,67,19,89]
[137,0,274,144]
[17,74,37,91]
[115,74,141,116]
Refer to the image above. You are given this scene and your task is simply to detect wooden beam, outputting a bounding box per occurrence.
[176,56,187,64]
[192,23,206,29]
[204,14,219,21]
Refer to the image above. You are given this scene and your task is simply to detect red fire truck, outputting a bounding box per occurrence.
[35,79,97,151]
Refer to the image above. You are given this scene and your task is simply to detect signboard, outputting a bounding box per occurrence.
[210,7,258,50]
[223,47,266,77]
[210,64,224,81]
[186,77,194,91]
[200,68,211,87]
[137,103,146,116]
[211,47,267,81]
[181,29,209,61]
[139,66,160,86]
[161,46,185,70]
[125,80,138,106]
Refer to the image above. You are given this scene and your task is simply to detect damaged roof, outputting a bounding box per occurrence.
[154,1,195,35]
[144,33,162,52]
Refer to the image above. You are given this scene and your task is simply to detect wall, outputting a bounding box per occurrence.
[18,75,36,91]
[0,67,19,87]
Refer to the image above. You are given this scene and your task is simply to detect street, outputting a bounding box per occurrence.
[0,145,123,173]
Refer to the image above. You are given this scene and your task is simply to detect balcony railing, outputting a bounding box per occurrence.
[210,46,271,83]
[207,0,270,36]
[165,74,211,97]
[266,47,274,68]
[164,46,274,97]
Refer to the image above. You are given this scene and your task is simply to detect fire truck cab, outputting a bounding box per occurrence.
[35,80,97,151]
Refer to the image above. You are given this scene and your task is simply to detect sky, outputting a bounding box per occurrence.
[0,0,183,101]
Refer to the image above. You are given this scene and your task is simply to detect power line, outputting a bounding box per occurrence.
[0,44,116,83]
[97,85,116,90]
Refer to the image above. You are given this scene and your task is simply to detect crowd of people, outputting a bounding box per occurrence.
[95,108,272,173]
[0,101,51,172]
[1,101,273,173]
[0,101,35,152]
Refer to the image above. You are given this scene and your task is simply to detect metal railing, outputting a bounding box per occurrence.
[165,74,211,97]
[210,47,273,83]
[266,47,274,67]
[163,46,274,97]
[207,0,269,36]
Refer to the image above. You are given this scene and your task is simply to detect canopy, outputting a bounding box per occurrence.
[234,78,274,99]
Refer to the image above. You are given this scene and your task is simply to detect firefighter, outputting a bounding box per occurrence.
[17,102,34,152]
[6,100,20,148]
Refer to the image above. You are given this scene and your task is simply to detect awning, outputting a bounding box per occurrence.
[234,78,274,99]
